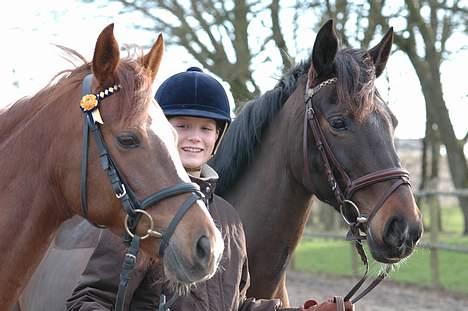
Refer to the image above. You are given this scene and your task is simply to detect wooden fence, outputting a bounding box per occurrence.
[294,188,468,288]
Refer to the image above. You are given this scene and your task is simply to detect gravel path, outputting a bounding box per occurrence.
[286,270,468,311]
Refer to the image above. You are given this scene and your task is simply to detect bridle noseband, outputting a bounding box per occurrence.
[79,74,204,311]
[303,77,411,303]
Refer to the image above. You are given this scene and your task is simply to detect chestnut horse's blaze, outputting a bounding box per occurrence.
[211,19,423,305]
[0,24,223,309]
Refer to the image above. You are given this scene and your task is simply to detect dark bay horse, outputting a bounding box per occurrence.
[211,19,423,305]
[4,24,223,309]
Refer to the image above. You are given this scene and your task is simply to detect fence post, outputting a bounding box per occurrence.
[428,179,440,288]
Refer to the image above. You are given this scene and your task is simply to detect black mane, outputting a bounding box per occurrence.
[210,59,310,195]
[212,47,377,195]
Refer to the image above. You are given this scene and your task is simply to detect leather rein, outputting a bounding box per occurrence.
[303,77,411,304]
[79,74,203,311]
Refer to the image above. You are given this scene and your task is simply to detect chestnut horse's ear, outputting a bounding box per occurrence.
[368,27,394,78]
[92,23,120,88]
[308,19,338,83]
[141,33,164,82]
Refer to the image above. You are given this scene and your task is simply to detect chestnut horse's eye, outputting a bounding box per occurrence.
[117,133,140,148]
[330,117,347,130]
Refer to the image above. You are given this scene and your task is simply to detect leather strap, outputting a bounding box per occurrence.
[159,192,201,256]
[115,236,140,311]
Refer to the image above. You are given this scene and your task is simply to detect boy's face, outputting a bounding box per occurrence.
[169,116,219,170]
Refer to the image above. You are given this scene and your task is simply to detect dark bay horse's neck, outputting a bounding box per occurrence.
[225,107,312,298]
[0,96,68,307]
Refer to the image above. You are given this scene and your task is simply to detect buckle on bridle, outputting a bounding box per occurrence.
[115,184,127,199]
[124,209,163,240]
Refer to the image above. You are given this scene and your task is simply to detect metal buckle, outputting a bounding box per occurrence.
[116,184,127,199]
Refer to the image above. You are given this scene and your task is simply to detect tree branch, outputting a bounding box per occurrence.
[404,0,435,46]
[270,0,291,70]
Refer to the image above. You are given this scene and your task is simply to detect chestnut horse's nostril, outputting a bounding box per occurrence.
[383,216,407,249]
[195,235,211,267]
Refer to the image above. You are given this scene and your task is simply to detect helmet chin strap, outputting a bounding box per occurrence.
[212,122,228,155]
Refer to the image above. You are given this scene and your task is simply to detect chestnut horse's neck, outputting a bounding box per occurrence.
[222,83,314,298]
[0,85,77,307]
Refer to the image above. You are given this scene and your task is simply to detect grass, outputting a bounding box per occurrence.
[294,238,468,294]
[293,206,468,295]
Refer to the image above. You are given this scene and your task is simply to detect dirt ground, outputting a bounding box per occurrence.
[285,270,468,311]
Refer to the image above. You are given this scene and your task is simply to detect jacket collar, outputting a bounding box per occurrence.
[189,164,218,202]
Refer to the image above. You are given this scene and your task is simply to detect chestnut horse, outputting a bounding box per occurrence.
[211,19,423,305]
[4,24,223,309]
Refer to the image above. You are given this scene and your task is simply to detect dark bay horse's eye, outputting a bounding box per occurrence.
[330,117,347,130]
[117,133,140,148]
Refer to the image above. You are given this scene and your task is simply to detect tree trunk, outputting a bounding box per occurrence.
[416,65,468,234]
[429,127,442,232]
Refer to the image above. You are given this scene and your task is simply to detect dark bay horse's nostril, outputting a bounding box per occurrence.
[195,235,211,267]
[409,221,423,245]
[383,216,408,249]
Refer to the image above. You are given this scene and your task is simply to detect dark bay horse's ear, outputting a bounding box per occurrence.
[368,27,394,78]
[92,23,120,88]
[308,19,338,83]
[141,33,164,82]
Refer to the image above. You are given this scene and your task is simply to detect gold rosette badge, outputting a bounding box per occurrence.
[80,94,98,111]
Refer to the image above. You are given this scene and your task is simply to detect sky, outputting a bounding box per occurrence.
[1,0,467,140]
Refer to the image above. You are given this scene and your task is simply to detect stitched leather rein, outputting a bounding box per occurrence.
[303,77,411,305]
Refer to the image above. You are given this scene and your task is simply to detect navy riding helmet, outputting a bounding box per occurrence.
[155,66,232,152]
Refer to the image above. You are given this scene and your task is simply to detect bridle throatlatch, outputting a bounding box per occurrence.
[79,74,204,311]
[302,77,411,304]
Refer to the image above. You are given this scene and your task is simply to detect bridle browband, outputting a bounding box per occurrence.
[303,77,411,305]
[79,74,203,311]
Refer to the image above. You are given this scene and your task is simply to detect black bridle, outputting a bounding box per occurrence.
[79,74,204,311]
[303,77,411,305]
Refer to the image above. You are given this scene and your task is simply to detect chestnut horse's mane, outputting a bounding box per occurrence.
[212,48,379,195]
[0,46,153,146]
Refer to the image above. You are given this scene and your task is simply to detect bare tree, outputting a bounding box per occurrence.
[109,0,298,110]
[379,0,468,234]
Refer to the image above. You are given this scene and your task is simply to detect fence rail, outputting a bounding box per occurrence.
[301,231,468,254]
[414,188,468,197]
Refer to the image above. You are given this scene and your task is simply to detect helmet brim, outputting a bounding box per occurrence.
[164,109,231,123]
